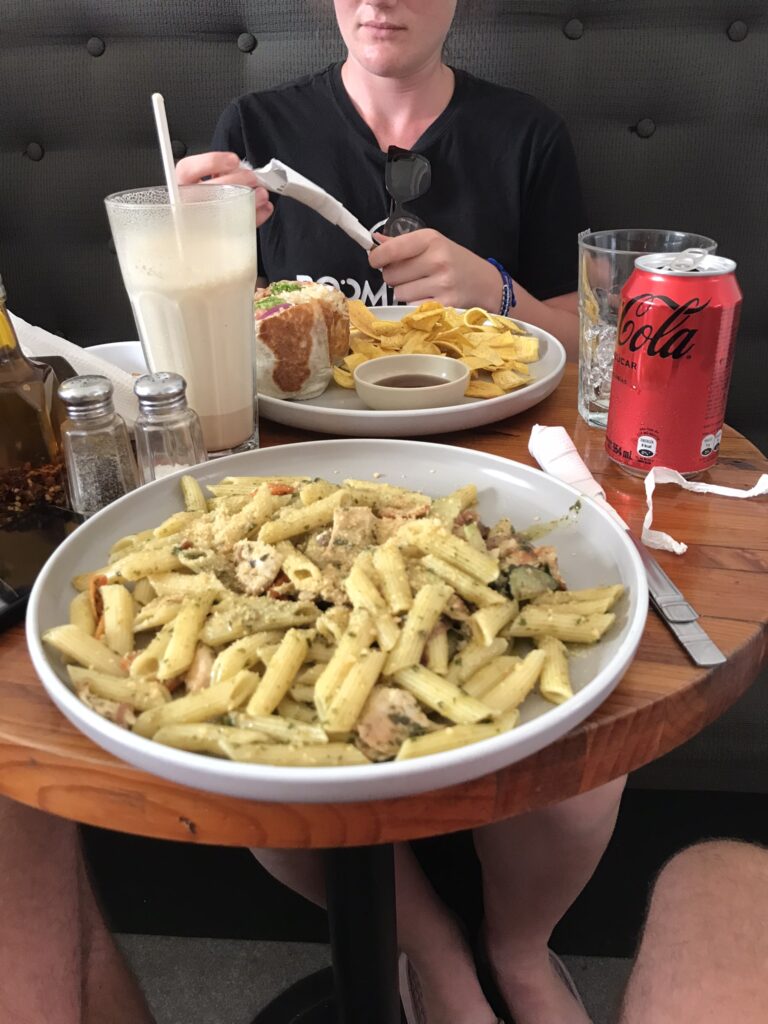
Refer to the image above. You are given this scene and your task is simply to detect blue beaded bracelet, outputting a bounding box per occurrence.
[487,258,517,316]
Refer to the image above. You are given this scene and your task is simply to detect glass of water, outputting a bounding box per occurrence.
[577,228,717,428]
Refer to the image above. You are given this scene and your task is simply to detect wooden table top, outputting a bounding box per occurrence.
[1,365,766,848]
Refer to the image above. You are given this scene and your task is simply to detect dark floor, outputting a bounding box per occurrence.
[85,789,768,959]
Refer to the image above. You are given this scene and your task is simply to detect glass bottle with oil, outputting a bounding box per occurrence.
[0,274,68,514]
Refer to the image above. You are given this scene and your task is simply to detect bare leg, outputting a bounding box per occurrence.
[474,775,627,1024]
[620,840,768,1024]
[253,844,497,1023]
[0,796,154,1024]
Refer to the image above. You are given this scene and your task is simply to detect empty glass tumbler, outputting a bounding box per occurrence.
[577,229,717,428]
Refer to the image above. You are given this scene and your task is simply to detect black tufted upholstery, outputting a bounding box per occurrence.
[0,1,766,789]
[1,1,766,452]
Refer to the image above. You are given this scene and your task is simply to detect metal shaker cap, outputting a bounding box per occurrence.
[134,371,188,404]
[58,374,115,417]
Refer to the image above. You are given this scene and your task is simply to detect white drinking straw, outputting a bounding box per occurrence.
[151,93,183,207]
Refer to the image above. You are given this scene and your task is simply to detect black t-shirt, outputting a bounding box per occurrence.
[212,63,586,306]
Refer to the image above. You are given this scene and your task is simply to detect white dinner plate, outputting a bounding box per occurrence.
[259,307,566,437]
[88,307,566,438]
[26,440,647,804]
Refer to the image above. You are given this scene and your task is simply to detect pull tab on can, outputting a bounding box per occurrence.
[635,250,736,276]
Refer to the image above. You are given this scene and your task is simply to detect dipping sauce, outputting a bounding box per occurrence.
[374,374,448,389]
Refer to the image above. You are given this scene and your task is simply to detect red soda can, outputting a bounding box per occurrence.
[605,251,741,476]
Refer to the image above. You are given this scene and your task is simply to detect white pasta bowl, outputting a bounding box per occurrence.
[26,439,648,804]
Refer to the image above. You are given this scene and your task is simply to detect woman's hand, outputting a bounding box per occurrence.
[368,229,502,311]
[175,151,274,227]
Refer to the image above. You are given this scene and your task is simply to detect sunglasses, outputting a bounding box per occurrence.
[381,146,432,237]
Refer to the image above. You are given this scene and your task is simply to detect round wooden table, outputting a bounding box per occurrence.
[2,365,766,1024]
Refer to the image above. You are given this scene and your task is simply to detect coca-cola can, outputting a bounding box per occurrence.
[605,250,742,476]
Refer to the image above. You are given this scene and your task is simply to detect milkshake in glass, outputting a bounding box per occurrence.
[105,185,258,454]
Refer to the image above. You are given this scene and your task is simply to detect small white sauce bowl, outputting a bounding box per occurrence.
[353,354,469,411]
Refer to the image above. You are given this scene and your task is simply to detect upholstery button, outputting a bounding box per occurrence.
[86,36,106,57]
[107,238,116,255]
[563,19,584,40]
[171,139,187,160]
[727,21,748,42]
[25,142,44,161]
[237,32,257,53]
[635,118,656,138]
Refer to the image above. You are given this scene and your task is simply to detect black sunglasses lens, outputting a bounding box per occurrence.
[386,149,431,203]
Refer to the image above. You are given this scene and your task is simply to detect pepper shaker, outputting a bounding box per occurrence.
[58,375,139,517]
[133,372,207,484]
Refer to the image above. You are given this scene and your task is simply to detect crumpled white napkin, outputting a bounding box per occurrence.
[11,310,138,428]
[243,158,375,251]
[642,466,768,554]
[528,424,768,554]
[527,424,629,530]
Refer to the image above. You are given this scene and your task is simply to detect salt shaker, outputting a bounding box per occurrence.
[133,372,207,484]
[58,375,139,517]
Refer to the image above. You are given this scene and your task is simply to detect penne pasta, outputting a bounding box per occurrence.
[148,572,226,599]
[45,470,627,768]
[393,665,495,724]
[384,582,453,676]
[258,489,351,544]
[69,591,96,636]
[108,548,184,582]
[153,723,270,757]
[425,625,450,675]
[246,629,310,716]
[180,475,208,513]
[482,649,547,712]
[314,609,376,717]
[430,484,478,525]
[129,626,172,679]
[229,711,328,746]
[131,578,156,606]
[298,479,339,506]
[230,743,370,767]
[468,601,520,646]
[532,584,624,608]
[322,648,387,734]
[462,655,521,699]
[43,625,127,676]
[68,666,171,710]
[421,553,506,608]
[396,716,517,761]
[276,541,322,588]
[100,584,136,656]
[344,562,400,651]
[373,544,413,614]
[507,608,616,643]
[210,631,283,685]
[535,635,573,704]
[134,669,258,738]
[400,520,499,583]
[158,594,216,680]
[132,596,182,633]
[446,637,508,685]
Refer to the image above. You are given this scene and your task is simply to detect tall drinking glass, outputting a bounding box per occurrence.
[105,185,258,455]
[578,228,717,428]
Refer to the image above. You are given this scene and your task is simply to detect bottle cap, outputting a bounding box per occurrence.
[58,374,115,417]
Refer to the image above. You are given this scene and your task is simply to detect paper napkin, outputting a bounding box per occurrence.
[528,424,768,554]
[12,311,138,428]
[243,158,375,251]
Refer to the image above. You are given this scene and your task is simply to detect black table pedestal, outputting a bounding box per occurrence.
[252,843,401,1024]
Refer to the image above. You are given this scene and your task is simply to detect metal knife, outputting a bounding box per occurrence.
[627,534,726,667]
